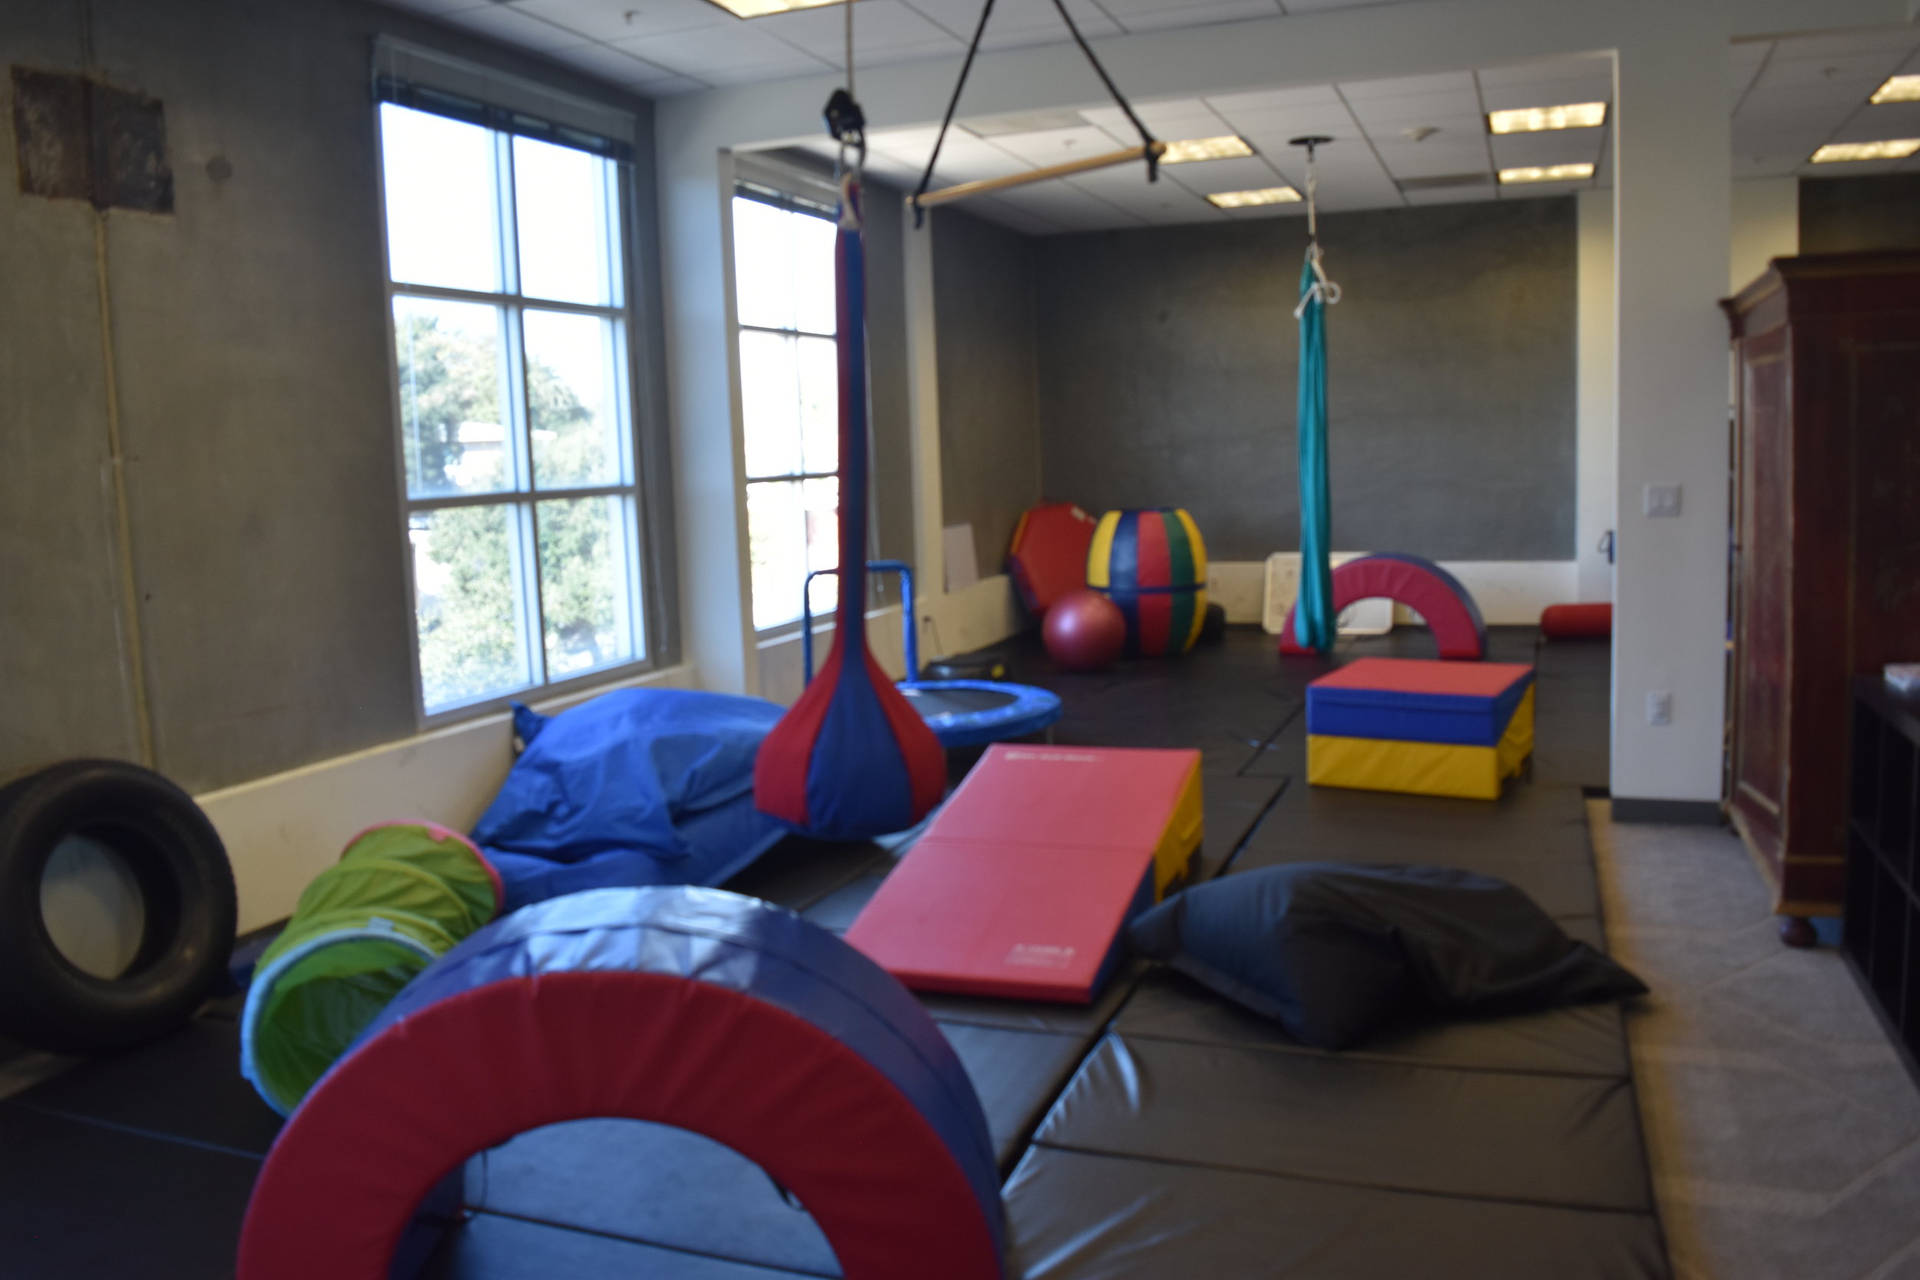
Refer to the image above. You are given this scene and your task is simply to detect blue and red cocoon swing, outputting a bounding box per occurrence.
[754,180,946,840]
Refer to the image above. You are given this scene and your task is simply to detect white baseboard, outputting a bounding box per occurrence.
[1213,559,1579,629]
[197,664,697,933]
[917,573,1025,662]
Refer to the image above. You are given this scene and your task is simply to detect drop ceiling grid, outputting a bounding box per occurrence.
[411,0,1434,94]
[390,1,1920,223]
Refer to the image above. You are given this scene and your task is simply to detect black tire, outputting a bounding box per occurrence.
[0,760,236,1052]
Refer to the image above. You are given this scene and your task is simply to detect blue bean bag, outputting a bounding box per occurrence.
[472,690,790,911]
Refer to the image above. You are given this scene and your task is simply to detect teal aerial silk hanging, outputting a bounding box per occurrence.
[1292,138,1340,654]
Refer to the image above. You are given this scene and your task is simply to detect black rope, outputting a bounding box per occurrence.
[910,0,998,227]
[1046,0,1157,171]
[909,0,1160,227]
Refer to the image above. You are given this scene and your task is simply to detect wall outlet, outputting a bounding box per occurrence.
[1643,483,1682,518]
[1646,690,1673,726]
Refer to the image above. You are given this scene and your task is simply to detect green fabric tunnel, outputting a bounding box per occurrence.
[240,822,501,1115]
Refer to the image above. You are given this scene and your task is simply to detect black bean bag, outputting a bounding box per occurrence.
[1128,862,1645,1050]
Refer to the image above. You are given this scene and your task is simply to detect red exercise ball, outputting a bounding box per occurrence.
[1044,589,1127,672]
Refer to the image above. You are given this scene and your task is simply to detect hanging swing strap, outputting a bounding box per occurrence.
[910,0,1160,227]
[1292,137,1342,318]
[824,0,867,231]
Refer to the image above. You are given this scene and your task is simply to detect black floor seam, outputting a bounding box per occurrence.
[1212,774,1291,880]
[1027,1139,1655,1218]
[1101,1026,1632,1082]
[3,1099,266,1163]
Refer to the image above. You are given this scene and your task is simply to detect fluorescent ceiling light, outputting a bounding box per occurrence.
[1810,138,1920,162]
[1497,162,1595,184]
[1487,101,1608,134]
[1870,75,1920,104]
[1206,186,1301,208]
[702,0,843,18]
[1161,135,1255,164]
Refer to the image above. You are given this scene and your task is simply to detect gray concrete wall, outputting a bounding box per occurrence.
[1,0,664,792]
[932,207,1043,581]
[0,7,147,780]
[1035,198,1577,562]
[1800,173,1920,254]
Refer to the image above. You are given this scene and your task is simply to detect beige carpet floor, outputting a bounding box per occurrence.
[1590,803,1920,1280]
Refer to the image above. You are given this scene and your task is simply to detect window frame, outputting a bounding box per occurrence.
[374,97,664,727]
[728,176,860,639]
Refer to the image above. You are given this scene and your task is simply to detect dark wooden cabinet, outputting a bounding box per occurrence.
[1723,253,1920,927]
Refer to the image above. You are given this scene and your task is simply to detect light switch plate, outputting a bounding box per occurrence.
[1643,484,1682,518]
[1647,690,1673,726]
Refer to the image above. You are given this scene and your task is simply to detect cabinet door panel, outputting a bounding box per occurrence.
[1735,334,1790,832]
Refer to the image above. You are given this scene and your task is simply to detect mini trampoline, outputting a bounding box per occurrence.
[802,561,1061,750]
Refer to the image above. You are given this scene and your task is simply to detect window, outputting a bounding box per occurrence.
[378,101,651,715]
[731,189,843,632]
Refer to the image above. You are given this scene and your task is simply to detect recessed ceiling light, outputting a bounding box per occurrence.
[1161,135,1255,164]
[1870,75,1920,104]
[1487,102,1608,134]
[700,0,843,19]
[1497,162,1596,184]
[1206,186,1301,208]
[1811,138,1920,162]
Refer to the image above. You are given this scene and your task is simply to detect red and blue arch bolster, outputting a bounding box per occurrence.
[1279,552,1487,660]
[237,886,1007,1280]
[754,176,946,839]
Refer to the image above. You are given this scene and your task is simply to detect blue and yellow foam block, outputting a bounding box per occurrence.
[1306,657,1534,801]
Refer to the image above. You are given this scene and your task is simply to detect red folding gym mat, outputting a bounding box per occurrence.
[846,745,1203,1003]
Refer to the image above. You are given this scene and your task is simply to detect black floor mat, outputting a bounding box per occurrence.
[1033,1033,1655,1213]
[1005,1145,1669,1280]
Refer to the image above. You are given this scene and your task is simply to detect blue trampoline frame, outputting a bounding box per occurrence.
[801,561,1062,749]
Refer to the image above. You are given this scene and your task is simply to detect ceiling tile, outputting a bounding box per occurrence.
[611,23,830,79]
[1344,88,1482,125]
[753,0,960,59]
[1768,28,1920,62]
[1754,49,1907,92]
[1339,71,1474,100]
[988,124,1131,165]
[1489,130,1604,169]
[1732,152,1806,178]
[1116,0,1282,32]
[901,0,1117,41]
[1360,115,1484,147]
[1476,53,1612,87]
[1065,162,1212,217]
[1079,98,1224,133]
[1165,153,1290,195]
[1207,84,1341,114]
[542,40,683,86]
[1833,102,1920,140]
[1477,78,1610,114]
[438,5,594,50]
[507,0,722,40]
[1217,106,1360,146]
[1367,138,1488,179]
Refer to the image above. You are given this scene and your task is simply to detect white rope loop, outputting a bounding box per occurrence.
[1293,150,1341,318]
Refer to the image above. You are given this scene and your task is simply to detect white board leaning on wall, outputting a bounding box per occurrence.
[1262,552,1394,638]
